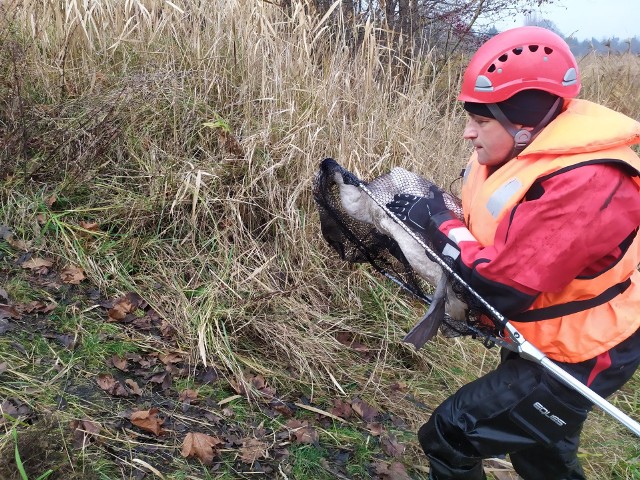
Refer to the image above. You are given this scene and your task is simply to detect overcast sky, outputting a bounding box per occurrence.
[495,0,640,40]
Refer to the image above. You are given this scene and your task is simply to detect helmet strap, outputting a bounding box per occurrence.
[487,97,562,157]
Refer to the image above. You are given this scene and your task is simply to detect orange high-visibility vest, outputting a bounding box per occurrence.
[461,99,640,363]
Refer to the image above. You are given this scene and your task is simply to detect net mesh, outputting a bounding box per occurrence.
[313,158,501,342]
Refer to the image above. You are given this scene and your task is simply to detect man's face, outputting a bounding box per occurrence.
[463,113,515,167]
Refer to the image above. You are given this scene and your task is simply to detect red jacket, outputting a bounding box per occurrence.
[452,99,640,362]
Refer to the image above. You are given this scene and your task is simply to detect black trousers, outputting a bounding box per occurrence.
[418,329,640,480]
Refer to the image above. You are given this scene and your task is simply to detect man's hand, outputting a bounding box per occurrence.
[387,190,463,261]
[386,190,449,233]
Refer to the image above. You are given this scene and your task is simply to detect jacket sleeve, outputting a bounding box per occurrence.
[436,163,640,317]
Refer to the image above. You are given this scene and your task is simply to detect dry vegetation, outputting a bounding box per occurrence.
[0,0,639,478]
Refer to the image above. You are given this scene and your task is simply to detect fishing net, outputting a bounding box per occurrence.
[313,157,502,345]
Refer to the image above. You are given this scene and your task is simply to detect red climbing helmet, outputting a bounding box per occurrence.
[459,26,580,103]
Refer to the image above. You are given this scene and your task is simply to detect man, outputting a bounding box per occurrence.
[387,26,640,479]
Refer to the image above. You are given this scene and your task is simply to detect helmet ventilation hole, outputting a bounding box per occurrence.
[498,54,508,62]
[512,47,523,55]
[488,64,496,73]
[529,45,539,52]
[544,47,553,54]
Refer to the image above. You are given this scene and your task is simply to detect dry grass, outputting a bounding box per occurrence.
[1,1,639,478]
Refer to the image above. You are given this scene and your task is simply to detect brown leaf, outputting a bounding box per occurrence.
[374,461,412,480]
[107,292,145,321]
[111,355,129,372]
[381,434,405,458]
[19,301,56,314]
[335,332,370,352]
[61,265,86,284]
[239,437,269,463]
[21,257,53,273]
[0,362,7,374]
[285,419,318,444]
[390,381,408,393]
[179,389,198,403]
[351,397,379,422]
[70,419,101,449]
[0,399,31,426]
[96,373,129,397]
[367,422,384,436]
[181,432,224,465]
[79,221,100,231]
[159,352,183,365]
[6,236,30,251]
[131,408,165,436]
[45,194,57,208]
[329,398,353,420]
[148,371,172,390]
[125,379,143,396]
[0,305,22,320]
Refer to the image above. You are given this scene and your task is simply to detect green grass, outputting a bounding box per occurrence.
[290,444,332,479]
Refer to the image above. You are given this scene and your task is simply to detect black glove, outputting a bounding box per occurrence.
[387,191,460,259]
[386,191,454,233]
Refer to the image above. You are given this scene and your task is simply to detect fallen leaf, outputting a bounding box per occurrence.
[0,362,7,374]
[374,461,412,479]
[159,352,183,365]
[148,370,172,391]
[61,265,86,284]
[21,257,53,273]
[0,305,21,321]
[70,419,101,449]
[107,292,145,321]
[125,379,143,396]
[336,332,370,352]
[351,397,379,422]
[367,422,384,436]
[179,389,198,403]
[131,408,165,436]
[6,237,30,251]
[381,434,405,458]
[45,194,57,208]
[285,419,318,444]
[19,301,56,314]
[111,355,129,372]
[181,432,224,465]
[96,373,129,397]
[239,437,269,463]
[330,398,353,420]
[390,381,408,392]
[79,221,100,231]
[0,399,31,426]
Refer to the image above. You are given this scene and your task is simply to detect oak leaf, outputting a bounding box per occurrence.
[181,432,223,465]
